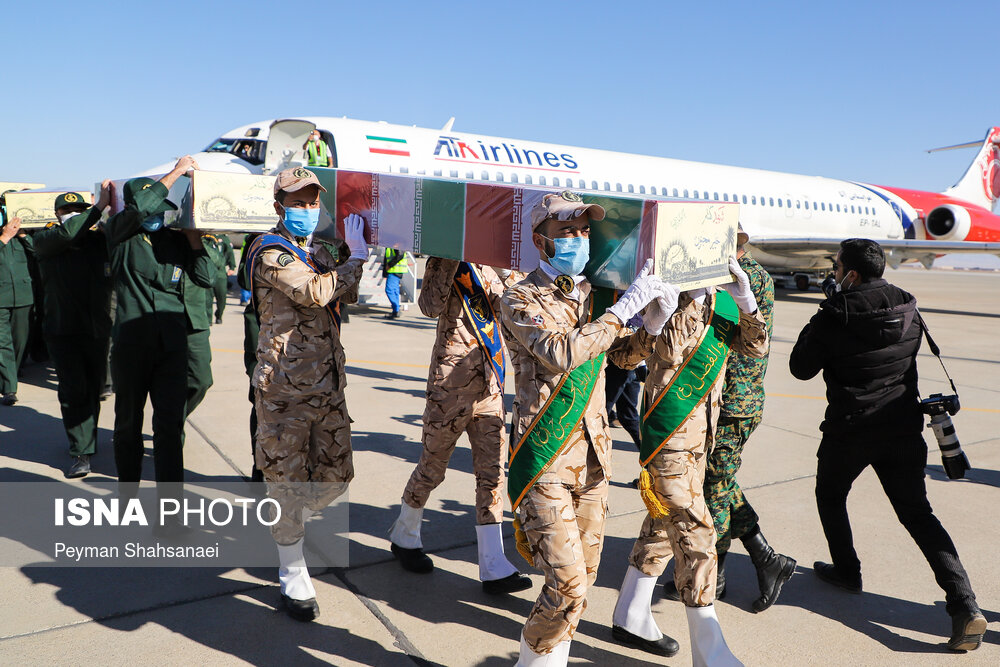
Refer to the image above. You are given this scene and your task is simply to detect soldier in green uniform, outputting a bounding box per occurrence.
[33,186,114,477]
[663,224,795,613]
[237,232,263,482]
[204,233,236,324]
[181,248,214,420]
[0,207,34,406]
[105,156,216,483]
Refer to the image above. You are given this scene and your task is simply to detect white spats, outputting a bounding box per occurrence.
[612,565,664,641]
[476,523,519,582]
[389,502,424,549]
[514,634,571,667]
[277,540,316,601]
[685,604,743,667]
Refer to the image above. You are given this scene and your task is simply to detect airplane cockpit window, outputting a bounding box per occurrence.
[204,137,265,166]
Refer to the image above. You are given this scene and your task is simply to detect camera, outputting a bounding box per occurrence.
[920,393,969,480]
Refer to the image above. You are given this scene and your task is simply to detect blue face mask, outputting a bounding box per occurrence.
[141,214,164,232]
[545,236,590,276]
[282,206,320,237]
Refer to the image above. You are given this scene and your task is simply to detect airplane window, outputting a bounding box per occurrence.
[204,138,236,152]
[539,176,546,185]
[593,181,600,190]
[723,194,729,201]
[821,203,825,211]
[639,185,646,194]
[796,200,801,209]
[400,166,409,174]
[510,174,519,184]
[628,184,634,193]
[732,193,738,202]
[673,189,679,197]
[525,175,533,185]
[616,183,623,192]
[661,187,668,196]
[836,204,840,212]
[604,181,610,190]
[751,196,756,205]
[777,199,782,208]
[850,205,855,213]
[417,169,426,175]
[786,199,791,208]
[497,173,505,182]
[769,197,774,206]
[683,189,689,198]
[552,177,559,186]
[481,170,489,180]
[813,202,818,210]
[693,190,699,199]
[434,170,442,177]
[450,170,458,178]
[466,171,474,179]
[714,192,719,200]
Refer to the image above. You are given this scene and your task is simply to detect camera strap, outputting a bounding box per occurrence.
[916,310,958,397]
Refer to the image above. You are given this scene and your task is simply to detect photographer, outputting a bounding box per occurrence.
[789,238,985,652]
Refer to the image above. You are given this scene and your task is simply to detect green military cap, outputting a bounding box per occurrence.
[123,177,178,215]
[54,192,90,210]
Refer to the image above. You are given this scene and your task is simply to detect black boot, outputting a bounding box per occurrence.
[948,609,987,652]
[663,552,727,601]
[742,528,796,612]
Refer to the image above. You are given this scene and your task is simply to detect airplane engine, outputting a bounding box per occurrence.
[925,204,972,241]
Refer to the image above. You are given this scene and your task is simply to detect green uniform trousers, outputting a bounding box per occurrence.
[704,414,762,554]
[111,338,187,482]
[0,305,31,394]
[48,335,109,456]
[185,329,213,418]
[208,276,228,321]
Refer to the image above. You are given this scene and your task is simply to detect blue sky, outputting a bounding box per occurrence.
[3,0,998,196]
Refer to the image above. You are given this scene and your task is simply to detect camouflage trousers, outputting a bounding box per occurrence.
[704,415,761,554]
[630,432,718,607]
[519,460,608,653]
[402,389,506,525]
[255,386,354,545]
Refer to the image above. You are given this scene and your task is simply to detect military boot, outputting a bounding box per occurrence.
[742,528,795,613]
[663,552,726,602]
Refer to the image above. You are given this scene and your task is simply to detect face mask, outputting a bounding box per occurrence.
[141,214,164,232]
[544,236,589,276]
[58,212,77,223]
[281,206,320,237]
[835,275,852,293]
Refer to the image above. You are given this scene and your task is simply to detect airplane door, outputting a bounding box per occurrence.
[263,119,317,175]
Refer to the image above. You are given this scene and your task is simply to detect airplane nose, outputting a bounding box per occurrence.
[131,152,256,178]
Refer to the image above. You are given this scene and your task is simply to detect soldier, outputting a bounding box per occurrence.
[33,186,114,478]
[388,257,531,595]
[105,156,216,484]
[246,167,368,622]
[204,233,236,324]
[0,209,34,406]
[236,232,263,482]
[663,224,795,612]
[181,242,214,421]
[608,259,768,666]
[501,191,667,666]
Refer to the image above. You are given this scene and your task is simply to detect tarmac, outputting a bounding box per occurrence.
[0,264,997,666]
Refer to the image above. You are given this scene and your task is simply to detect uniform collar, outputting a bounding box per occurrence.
[538,261,585,299]
[529,266,591,303]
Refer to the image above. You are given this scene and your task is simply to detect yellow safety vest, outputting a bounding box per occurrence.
[306,139,328,166]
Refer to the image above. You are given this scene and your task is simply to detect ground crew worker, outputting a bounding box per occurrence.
[0,211,34,406]
[204,233,235,324]
[105,156,216,483]
[501,191,666,666]
[663,224,795,612]
[608,259,768,666]
[181,243,214,420]
[388,257,531,595]
[246,167,368,622]
[303,130,333,168]
[33,186,114,478]
[382,247,407,318]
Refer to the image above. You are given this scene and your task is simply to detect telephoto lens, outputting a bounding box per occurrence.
[930,413,970,479]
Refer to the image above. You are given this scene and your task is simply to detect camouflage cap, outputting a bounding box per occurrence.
[274,167,327,197]
[54,192,89,211]
[530,190,606,231]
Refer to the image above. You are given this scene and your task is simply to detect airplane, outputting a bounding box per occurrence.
[139,117,1000,289]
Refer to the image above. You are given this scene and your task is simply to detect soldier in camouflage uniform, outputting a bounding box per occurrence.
[608,255,767,666]
[664,226,795,614]
[249,167,369,622]
[501,192,666,666]
[388,256,531,595]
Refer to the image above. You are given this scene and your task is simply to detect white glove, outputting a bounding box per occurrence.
[606,259,662,325]
[642,281,681,335]
[344,214,369,260]
[722,256,758,313]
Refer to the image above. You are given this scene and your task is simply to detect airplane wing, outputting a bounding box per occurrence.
[750,238,1000,269]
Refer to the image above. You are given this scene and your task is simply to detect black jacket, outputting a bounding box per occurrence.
[789,278,924,438]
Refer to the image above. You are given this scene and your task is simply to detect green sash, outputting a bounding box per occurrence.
[507,286,615,509]
[639,290,740,466]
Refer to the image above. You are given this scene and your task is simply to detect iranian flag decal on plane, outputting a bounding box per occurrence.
[366,135,410,157]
